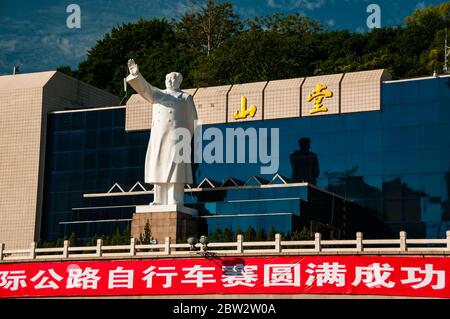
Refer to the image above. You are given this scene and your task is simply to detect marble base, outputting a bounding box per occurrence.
[135,204,197,216]
[131,205,198,244]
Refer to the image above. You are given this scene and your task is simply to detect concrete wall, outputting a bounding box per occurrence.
[264,78,304,120]
[341,69,392,113]
[125,69,391,132]
[194,85,231,125]
[0,71,119,248]
[0,85,44,250]
[301,73,343,117]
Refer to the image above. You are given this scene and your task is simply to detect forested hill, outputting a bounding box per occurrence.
[58,1,450,97]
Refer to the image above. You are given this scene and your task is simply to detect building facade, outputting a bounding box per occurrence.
[0,71,119,248]
[1,70,450,248]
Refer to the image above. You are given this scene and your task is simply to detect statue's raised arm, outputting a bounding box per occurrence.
[127,59,139,77]
[126,59,162,104]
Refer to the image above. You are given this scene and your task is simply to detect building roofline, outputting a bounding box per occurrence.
[0,70,56,89]
[48,71,119,101]
[49,105,125,114]
[383,74,450,84]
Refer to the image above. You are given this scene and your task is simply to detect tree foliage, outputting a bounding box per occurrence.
[208,226,285,242]
[267,226,277,241]
[256,228,266,241]
[223,227,233,242]
[210,225,224,242]
[291,227,314,240]
[60,1,450,97]
[139,219,152,244]
[177,0,243,56]
[38,224,133,248]
[244,226,256,242]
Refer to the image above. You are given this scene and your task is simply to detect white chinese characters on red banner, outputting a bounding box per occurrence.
[0,256,448,298]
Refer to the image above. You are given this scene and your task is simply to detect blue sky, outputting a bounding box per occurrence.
[0,0,446,75]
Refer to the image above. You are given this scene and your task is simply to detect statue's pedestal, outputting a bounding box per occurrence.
[131,205,198,244]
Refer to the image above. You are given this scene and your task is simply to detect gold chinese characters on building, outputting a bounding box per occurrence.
[234,96,257,120]
[308,84,333,114]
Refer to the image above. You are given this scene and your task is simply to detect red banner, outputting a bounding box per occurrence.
[1,256,450,298]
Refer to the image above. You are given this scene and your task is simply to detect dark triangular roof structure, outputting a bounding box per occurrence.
[221,177,245,187]
[269,173,289,185]
[244,176,269,186]
[197,178,221,188]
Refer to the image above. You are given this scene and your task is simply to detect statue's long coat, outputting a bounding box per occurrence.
[127,73,197,184]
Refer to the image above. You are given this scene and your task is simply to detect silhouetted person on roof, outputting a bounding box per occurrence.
[289,137,320,185]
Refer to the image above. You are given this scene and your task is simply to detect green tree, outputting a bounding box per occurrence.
[61,1,450,98]
[67,232,77,246]
[267,227,277,241]
[223,227,233,242]
[75,18,179,96]
[210,226,224,242]
[192,12,322,86]
[246,12,322,34]
[405,3,450,75]
[103,235,112,246]
[111,226,122,245]
[244,226,256,241]
[177,0,243,56]
[123,223,131,244]
[405,2,450,28]
[256,228,267,241]
[88,234,101,246]
[57,65,75,78]
[139,220,152,244]
[291,227,314,240]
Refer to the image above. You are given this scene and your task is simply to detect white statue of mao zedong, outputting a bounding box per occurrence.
[126,59,197,206]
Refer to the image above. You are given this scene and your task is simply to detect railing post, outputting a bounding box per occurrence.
[0,243,4,261]
[356,232,363,252]
[164,237,171,255]
[237,234,243,253]
[96,239,103,257]
[30,242,36,259]
[62,240,69,258]
[400,231,407,252]
[446,231,450,251]
[314,233,321,252]
[130,238,136,256]
[274,233,282,253]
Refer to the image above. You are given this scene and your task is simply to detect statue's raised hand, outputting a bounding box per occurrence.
[128,59,139,76]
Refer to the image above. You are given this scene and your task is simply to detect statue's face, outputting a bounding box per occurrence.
[165,72,182,91]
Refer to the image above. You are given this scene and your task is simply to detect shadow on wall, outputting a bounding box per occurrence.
[289,137,320,185]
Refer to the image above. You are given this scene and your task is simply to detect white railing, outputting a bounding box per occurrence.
[1,231,450,262]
